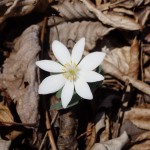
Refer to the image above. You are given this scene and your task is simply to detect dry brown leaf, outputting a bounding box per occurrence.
[95,112,105,133]
[130,140,150,150]
[124,105,150,130]
[0,25,41,124]
[81,0,141,30]
[0,137,11,150]
[145,33,150,42]
[5,130,22,141]
[0,104,14,126]
[106,1,136,9]
[128,38,139,79]
[104,46,131,76]
[49,21,114,51]
[135,131,150,142]
[135,0,150,6]
[112,8,134,16]
[52,0,95,20]
[91,132,129,150]
[104,38,139,78]
[144,54,150,82]
[110,0,150,8]
[143,44,150,82]
[0,0,43,24]
[52,0,141,31]
[143,44,150,55]
[99,115,110,142]
[136,6,150,26]
[120,120,145,141]
[102,39,150,96]
[102,60,150,95]
[86,126,96,150]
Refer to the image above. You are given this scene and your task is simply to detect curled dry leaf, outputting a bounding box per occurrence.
[124,105,150,130]
[95,112,105,134]
[99,115,110,142]
[130,140,150,150]
[0,104,14,126]
[86,127,96,150]
[49,21,114,51]
[135,6,150,26]
[109,0,150,8]
[91,132,129,150]
[105,1,136,9]
[102,39,150,96]
[143,44,150,85]
[0,0,42,24]
[135,131,150,142]
[52,0,95,20]
[52,0,141,30]
[112,8,135,16]
[120,120,145,141]
[135,0,150,6]
[0,25,41,124]
[145,33,150,42]
[80,0,141,30]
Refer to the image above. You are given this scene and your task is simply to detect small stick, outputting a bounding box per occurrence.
[46,111,57,150]
[0,121,36,127]
[39,132,48,150]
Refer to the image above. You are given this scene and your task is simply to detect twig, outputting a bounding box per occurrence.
[114,80,130,137]
[41,17,47,49]
[139,42,144,104]
[39,16,57,150]
[46,111,57,150]
[0,121,36,127]
[39,132,48,150]
[52,15,60,41]
[39,112,58,150]
[5,0,19,15]
[51,111,58,125]
[77,123,94,139]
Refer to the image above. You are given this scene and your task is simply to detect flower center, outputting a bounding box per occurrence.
[63,62,79,81]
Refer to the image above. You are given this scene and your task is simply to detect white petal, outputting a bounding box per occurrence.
[61,81,74,108]
[79,70,104,82]
[75,79,93,99]
[78,52,106,70]
[71,38,85,64]
[39,74,66,94]
[52,40,71,65]
[36,60,64,73]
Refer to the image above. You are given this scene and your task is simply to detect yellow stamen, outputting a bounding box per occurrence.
[63,61,79,81]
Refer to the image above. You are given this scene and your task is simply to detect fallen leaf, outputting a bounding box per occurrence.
[102,39,150,96]
[0,25,41,124]
[130,140,150,150]
[0,104,13,126]
[0,0,45,24]
[81,0,141,30]
[124,105,150,130]
[49,21,114,51]
[0,137,11,150]
[91,132,129,150]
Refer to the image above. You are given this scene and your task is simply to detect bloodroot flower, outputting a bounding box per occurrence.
[36,38,106,108]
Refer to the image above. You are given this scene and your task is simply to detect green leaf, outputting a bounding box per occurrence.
[99,65,102,73]
[56,88,62,99]
[50,93,80,110]
[50,101,62,110]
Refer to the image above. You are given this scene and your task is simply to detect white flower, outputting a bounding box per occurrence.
[36,38,106,108]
